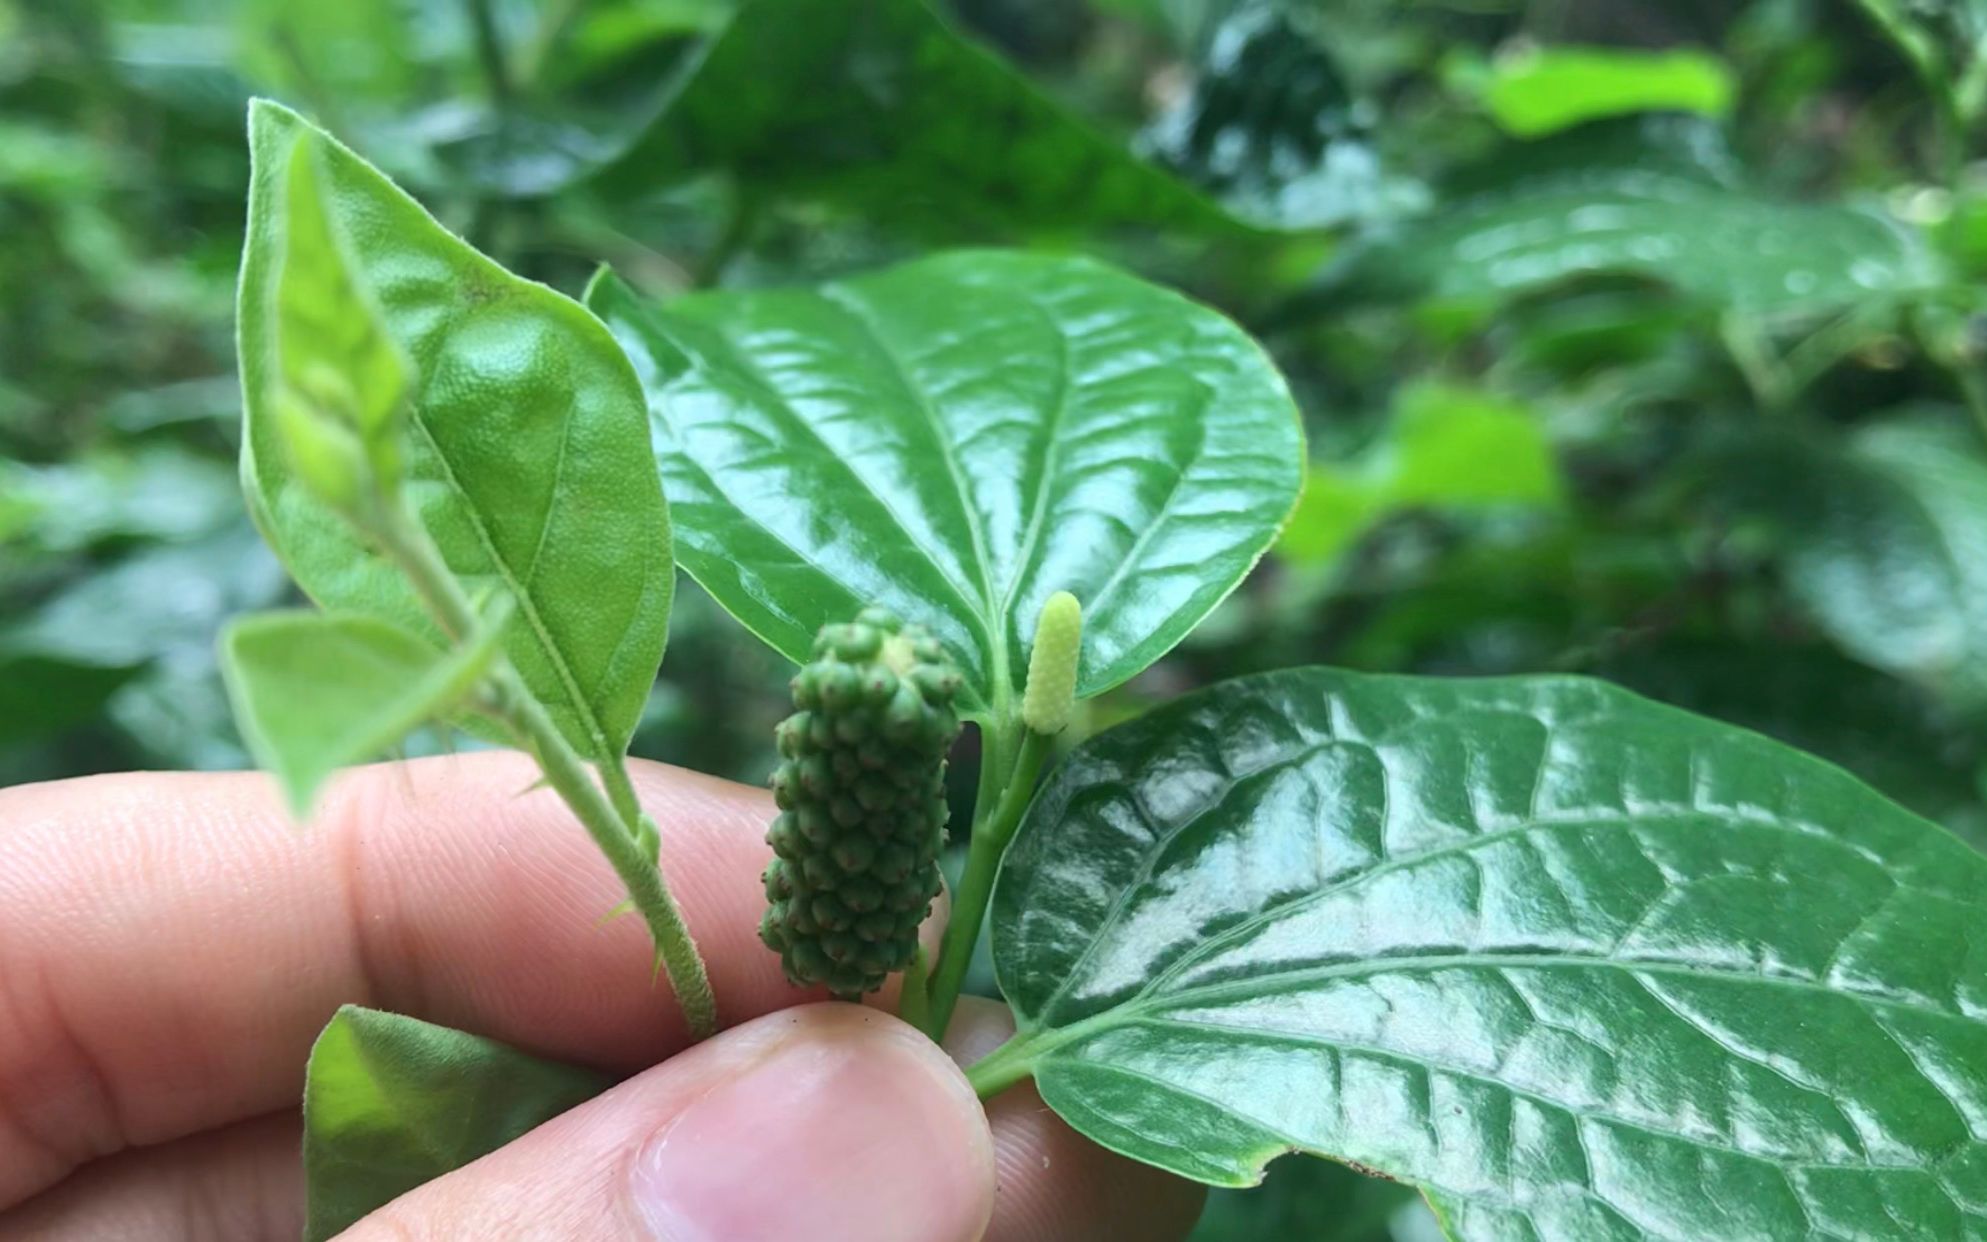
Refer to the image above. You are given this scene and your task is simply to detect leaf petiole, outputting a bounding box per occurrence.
[922,721,1051,1041]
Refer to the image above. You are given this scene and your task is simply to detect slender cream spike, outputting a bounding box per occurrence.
[1022,591,1082,735]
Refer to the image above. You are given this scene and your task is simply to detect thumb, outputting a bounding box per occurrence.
[337,1004,996,1242]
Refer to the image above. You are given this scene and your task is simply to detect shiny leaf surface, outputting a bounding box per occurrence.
[238,100,671,759]
[302,1006,609,1242]
[219,609,504,814]
[989,667,1987,1238]
[587,252,1302,717]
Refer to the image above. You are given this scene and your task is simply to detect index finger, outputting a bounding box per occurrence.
[0,752,813,1205]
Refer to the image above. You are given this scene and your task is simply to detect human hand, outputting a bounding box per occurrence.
[0,753,1204,1240]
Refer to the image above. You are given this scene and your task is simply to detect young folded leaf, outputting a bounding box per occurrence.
[219,607,507,815]
[239,100,671,763]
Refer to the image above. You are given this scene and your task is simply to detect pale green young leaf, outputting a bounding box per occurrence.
[1280,384,1560,564]
[1482,46,1736,138]
[237,100,671,761]
[302,1006,609,1242]
[586,252,1302,719]
[988,668,1987,1238]
[274,131,406,446]
[219,608,505,814]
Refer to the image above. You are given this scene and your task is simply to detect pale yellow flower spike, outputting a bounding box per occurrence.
[1022,591,1082,735]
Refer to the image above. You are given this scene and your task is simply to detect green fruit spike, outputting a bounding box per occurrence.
[761,607,961,998]
[1022,591,1082,735]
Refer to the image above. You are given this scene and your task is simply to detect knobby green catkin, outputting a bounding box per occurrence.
[760,606,962,998]
[1022,591,1082,734]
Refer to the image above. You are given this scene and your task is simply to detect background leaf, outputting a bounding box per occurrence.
[588,250,1302,717]
[1720,419,1987,708]
[1137,2,1420,229]
[1479,46,1736,139]
[1325,122,1941,319]
[593,0,1248,238]
[1279,384,1560,565]
[238,100,671,760]
[989,667,1987,1238]
[302,1006,609,1242]
[220,609,503,813]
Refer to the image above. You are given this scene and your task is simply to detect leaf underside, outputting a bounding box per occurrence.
[993,667,1987,1240]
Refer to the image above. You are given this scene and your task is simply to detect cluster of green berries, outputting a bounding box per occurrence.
[760,607,962,998]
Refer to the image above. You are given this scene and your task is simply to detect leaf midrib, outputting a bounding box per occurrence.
[405,406,613,757]
[816,281,1010,698]
[665,311,999,670]
[1022,948,1982,1083]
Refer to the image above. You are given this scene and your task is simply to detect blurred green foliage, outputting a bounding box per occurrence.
[7,0,1987,1232]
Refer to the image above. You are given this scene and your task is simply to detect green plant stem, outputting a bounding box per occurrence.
[374,509,718,1038]
[600,755,644,831]
[924,723,1050,1041]
[964,1034,1037,1098]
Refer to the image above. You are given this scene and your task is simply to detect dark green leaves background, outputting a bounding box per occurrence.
[12,0,1987,1236]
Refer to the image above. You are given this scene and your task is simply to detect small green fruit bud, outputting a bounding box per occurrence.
[1022,591,1082,735]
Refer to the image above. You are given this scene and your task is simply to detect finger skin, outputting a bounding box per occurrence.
[339,1004,993,1242]
[946,999,1206,1242]
[0,1008,1201,1242]
[0,754,812,1202]
[0,1112,301,1242]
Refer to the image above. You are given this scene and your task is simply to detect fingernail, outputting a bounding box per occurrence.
[630,1011,991,1242]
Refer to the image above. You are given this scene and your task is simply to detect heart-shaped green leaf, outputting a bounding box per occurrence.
[985,667,1987,1239]
[238,100,671,760]
[303,1006,609,1242]
[219,609,505,814]
[586,252,1302,719]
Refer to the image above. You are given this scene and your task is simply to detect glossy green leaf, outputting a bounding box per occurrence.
[1328,124,1941,318]
[1139,3,1420,229]
[219,609,505,814]
[1481,46,1735,138]
[1280,384,1560,564]
[586,251,1303,718]
[988,667,1987,1238]
[593,0,1245,237]
[1727,420,1987,708]
[238,99,671,760]
[303,1005,609,1242]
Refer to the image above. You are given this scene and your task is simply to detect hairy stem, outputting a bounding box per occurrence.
[375,510,718,1038]
[924,724,1050,1041]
